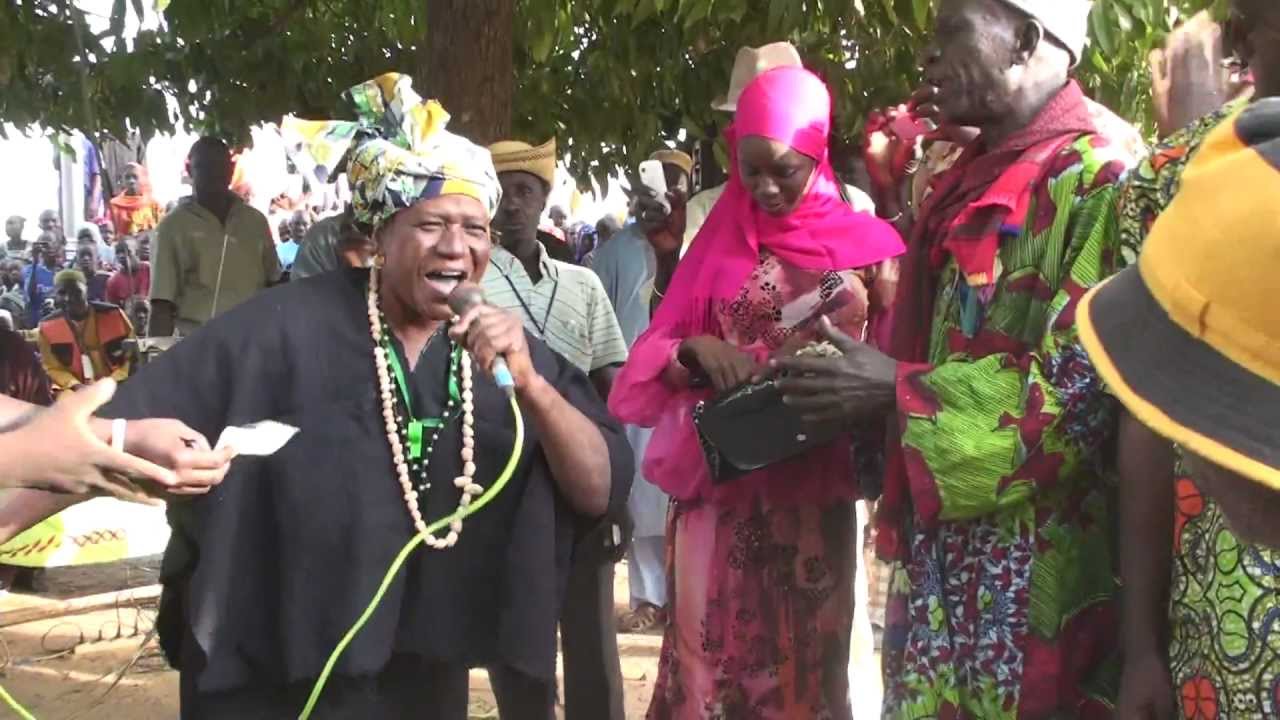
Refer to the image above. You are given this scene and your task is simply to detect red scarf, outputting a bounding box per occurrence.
[878,81,1097,559]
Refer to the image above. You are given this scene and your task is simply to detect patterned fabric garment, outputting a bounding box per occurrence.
[647,250,879,720]
[882,135,1132,719]
[1112,103,1280,720]
[280,73,501,227]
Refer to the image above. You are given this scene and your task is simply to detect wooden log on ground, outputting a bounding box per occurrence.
[0,584,161,628]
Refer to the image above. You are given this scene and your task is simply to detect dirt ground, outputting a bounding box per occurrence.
[0,556,659,720]
[0,556,882,719]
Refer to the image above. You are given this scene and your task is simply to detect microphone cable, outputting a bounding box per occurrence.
[0,394,525,720]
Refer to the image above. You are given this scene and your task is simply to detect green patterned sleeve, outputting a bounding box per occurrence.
[896,176,1126,526]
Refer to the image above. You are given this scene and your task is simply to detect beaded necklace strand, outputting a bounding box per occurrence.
[368,266,484,550]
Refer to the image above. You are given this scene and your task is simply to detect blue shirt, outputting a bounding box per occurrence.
[277,241,300,271]
[21,263,55,327]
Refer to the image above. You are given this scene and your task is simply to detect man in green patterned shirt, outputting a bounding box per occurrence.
[775,0,1134,716]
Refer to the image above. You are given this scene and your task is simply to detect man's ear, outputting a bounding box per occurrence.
[1012,19,1044,66]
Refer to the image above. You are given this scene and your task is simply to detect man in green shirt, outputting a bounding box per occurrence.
[149,138,280,336]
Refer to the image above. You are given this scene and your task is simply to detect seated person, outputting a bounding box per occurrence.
[37,270,135,392]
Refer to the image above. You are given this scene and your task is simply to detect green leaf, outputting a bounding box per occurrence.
[154,0,171,11]
[1090,0,1117,56]
[912,0,930,31]
[880,0,899,24]
[632,0,657,26]
[110,0,127,36]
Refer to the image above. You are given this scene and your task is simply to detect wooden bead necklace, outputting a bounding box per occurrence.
[368,267,482,550]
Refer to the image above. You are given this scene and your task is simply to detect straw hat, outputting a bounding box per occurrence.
[1078,98,1280,489]
[488,138,557,187]
[712,42,803,112]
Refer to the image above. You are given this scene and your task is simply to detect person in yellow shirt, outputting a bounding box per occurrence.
[37,270,135,392]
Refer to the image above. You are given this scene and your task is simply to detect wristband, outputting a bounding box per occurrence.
[111,418,127,452]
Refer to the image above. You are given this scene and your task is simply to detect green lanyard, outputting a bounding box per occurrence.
[382,338,463,459]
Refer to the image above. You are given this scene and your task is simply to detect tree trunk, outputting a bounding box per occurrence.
[420,0,514,145]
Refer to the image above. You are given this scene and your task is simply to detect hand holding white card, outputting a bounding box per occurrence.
[215,421,300,456]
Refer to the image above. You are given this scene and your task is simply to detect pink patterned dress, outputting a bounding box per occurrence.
[647,250,890,720]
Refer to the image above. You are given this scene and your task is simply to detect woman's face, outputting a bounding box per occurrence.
[378,194,492,323]
[737,136,817,216]
[124,168,142,196]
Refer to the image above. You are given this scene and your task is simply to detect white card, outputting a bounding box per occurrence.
[215,420,300,456]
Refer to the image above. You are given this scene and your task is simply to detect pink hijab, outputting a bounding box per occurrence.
[608,66,904,500]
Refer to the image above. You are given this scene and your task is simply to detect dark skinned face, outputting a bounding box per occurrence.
[99,224,114,246]
[5,217,22,241]
[495,171,548,255]
[132,302,150,333]
[190,145,233,196]
[1227,0,1280,99]
[56,279,89,320]
[115,241,135,273]
[33,234,59,267]
[378,194,493,325]
[76,248,96,275]
[2,262,21,287]
[136,234,151,262]
[662,164,691,205]
[737,136,817,216]
[289,214,310,242]
[124,168,142,196]
[38,211,60,237]
[923,0,1023,128]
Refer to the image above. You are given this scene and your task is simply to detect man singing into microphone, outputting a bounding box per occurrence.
[98,73,634,719]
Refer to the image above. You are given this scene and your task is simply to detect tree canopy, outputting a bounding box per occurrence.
[4,0,1224,186]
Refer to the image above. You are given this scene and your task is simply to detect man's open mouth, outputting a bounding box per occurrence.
[423,270,467,296]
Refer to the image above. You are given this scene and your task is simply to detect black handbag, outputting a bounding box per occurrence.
[692,373,845,483]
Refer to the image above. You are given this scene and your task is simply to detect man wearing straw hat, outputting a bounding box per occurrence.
[486,136,630,720]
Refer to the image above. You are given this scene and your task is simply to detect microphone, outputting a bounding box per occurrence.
[447,283,516,397]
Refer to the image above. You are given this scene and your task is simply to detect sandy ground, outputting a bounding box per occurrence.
[0,557,660,720]
[0,553,882,719]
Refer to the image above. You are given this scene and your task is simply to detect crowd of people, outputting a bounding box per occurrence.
[0,0,1277,718]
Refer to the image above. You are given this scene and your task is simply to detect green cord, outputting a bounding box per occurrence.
[0,402,523,720]
[298,394,525,719]
[0,683,36,720]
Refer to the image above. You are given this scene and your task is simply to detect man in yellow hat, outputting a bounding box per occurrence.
[485,137,630,720]
[1084,6,1280,711]
[486,139,575,264]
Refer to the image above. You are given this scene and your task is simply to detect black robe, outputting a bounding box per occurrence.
[103,268,633,698]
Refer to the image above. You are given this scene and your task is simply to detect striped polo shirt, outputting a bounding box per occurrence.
[480,244,628,374]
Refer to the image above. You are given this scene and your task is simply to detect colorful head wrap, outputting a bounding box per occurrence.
[281,73,501,227]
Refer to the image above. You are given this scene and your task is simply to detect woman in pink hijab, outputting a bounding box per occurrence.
[610,67,903,719]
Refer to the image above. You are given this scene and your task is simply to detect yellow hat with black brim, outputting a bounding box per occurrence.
[1078,98,1280,489]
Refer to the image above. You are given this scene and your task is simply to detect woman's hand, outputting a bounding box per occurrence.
[3,380,180,501]
[678,336,761,393]
[772,316,897,424]
[449,305,540,391]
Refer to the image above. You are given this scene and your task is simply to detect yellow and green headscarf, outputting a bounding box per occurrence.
[281,73,501,228]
